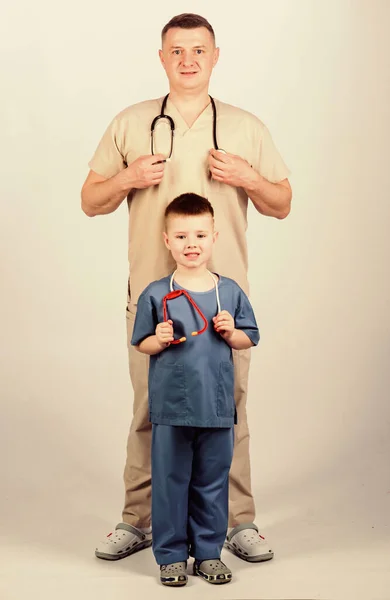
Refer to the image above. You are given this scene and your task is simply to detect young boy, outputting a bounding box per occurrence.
[131,193,259,586]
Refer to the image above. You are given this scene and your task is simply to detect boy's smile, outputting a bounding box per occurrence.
[163,213,218,271]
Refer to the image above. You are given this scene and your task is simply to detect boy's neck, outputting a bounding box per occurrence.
[173,265,216,292]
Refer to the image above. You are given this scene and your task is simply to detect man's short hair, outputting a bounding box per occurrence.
[165,193,214,222]
[161,13,215,42]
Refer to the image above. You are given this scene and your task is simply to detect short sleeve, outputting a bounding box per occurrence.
[88,117,127,179]
[234,289,260,346]
[254,124,290,184]
[131,292,157,346]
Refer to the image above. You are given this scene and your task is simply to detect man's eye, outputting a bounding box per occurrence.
[173,50,181,55]
[195,49,203,54]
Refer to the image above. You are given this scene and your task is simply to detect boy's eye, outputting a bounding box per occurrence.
[197,234,206,238]
[195,49,203,54]
[173,49,181,55]
[176,235,185,239]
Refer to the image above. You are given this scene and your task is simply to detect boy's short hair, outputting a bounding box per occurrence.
[165,193,214,222]
[161,13,215,42]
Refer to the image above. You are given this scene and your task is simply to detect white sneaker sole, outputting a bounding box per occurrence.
[95,538,152,561]
[224,540,274,562]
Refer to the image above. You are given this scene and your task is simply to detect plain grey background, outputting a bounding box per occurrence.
[1,0,389,598]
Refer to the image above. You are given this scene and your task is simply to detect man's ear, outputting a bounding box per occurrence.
[159,49,166,69]
[163,231,170,249]
[213,47,220,68]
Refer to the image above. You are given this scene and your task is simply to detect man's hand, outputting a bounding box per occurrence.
[213,310,235,340]
[208,149,256,189]
[155,319,174,347]
[122,154,166,190]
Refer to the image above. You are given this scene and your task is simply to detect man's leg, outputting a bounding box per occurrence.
[122,306,152,527]
[229,348,255,525]
[95,303,152,560]
[226,348,274,562]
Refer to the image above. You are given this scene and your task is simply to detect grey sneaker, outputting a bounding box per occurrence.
[95,523,152,560]
[193,559,232,584]
[225,523,274,562]
[160,561,188,586]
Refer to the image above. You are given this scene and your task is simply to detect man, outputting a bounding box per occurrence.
[81,13,291,564]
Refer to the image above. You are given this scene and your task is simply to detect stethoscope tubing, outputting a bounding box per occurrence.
[162,270,222,344]
[170,269,221,313]
[151,94,224,158]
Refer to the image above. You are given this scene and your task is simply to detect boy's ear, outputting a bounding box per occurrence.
[163,231,170,249]
[213,230,219,242]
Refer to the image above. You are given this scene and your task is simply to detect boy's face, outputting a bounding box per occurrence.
[163,213,218,269]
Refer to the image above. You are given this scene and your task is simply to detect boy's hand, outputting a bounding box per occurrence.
[213,311,235,340]
[155,319,174,347]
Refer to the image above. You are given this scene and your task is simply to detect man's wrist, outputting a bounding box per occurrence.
[116,168,134,193]
[243,169,264,194]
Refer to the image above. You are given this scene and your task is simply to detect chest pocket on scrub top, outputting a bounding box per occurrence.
[149,361,188,418]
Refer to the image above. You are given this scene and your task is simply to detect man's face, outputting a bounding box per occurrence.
[163,213,218,269]
[159,27,219,93]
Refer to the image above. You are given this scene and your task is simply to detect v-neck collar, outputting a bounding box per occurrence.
[164,96,213,134]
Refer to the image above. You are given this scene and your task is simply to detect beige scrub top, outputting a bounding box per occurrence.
[88,97,290,304]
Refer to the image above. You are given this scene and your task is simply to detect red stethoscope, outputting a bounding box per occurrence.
[163,270,221,344]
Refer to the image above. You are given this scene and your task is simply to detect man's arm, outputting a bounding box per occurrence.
[81,169,130,217]
[208,149,292,219]
[81,154,166,217]
[244,174,292,219]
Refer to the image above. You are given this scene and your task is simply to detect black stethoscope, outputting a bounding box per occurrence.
[150,94,225,159]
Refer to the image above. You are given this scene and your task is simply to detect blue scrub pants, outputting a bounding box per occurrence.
[151,424,234,565]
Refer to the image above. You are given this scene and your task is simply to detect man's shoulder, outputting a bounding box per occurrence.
[112,98,162,125]
[215,99,266,129]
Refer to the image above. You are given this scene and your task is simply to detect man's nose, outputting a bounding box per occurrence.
[181,51,194,66]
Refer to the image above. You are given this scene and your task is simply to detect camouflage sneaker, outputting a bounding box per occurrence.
[160,561,188,586]
[193,559,232,584]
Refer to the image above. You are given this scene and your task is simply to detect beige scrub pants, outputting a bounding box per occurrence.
[122,302,255,528]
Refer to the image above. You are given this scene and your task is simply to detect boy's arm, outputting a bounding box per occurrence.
[136,320,174,355]
[223,329,255,350]
[136,335,168,355]
[213,311,255,350]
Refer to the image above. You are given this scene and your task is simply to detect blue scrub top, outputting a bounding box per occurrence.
[131,274,259,427]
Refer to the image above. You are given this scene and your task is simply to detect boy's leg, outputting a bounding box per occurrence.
[188,428,234,560]
[152,424,194,565]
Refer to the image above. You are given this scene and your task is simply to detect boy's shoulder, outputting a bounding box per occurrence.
[219,274,244,293]
[138,275,171,303]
